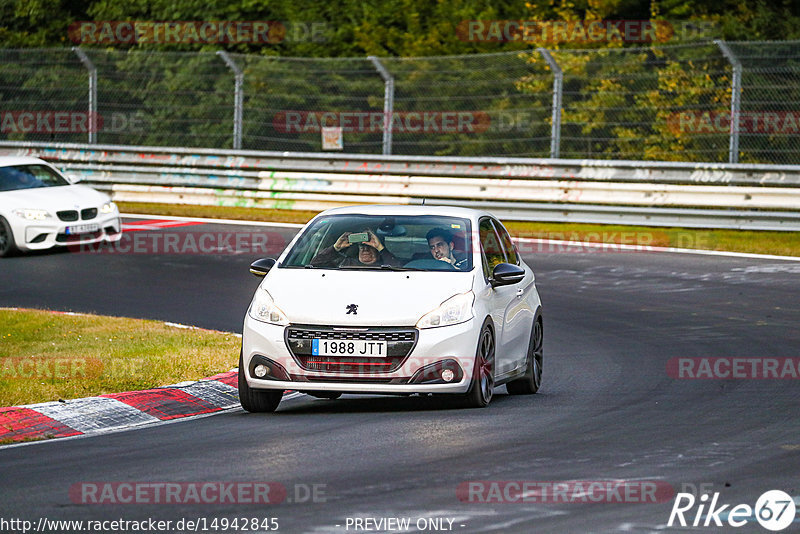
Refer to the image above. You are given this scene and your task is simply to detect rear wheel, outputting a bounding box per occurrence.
[0,217,18,258]
[463,324,495,408]
[507,317,543,395]
[238,352,283,413]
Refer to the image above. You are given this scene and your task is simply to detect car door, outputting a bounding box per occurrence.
[492,218,535,375]
[477,217,518,378]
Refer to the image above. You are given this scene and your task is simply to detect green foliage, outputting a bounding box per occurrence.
[1,0,799,54]
[1,1,799,161]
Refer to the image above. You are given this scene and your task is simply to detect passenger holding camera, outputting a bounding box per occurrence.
[311,229,401,267]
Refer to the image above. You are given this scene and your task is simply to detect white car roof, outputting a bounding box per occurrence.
[0,156,51,168]
[315,204,494,222]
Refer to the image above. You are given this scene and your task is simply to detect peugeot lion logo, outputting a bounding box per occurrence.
[346,304,358,315]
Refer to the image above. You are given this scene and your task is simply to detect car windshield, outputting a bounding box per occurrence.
[0,164,70,192]
[282,214,473,272]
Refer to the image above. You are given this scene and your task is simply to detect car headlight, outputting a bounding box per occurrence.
[416,291,474,329]
[248,287,289,326]
[100,202,116,214]
[13,209,51,221]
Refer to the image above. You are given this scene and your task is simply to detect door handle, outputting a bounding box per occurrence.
[516,288,524,297]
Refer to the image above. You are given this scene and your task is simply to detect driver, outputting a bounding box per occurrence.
[311,228,401,267]
[427,227,467,270]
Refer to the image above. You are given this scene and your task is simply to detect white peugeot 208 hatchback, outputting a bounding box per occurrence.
[240,205,543,411]
[0,156,121,256]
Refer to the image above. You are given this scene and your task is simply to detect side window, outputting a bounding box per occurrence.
[479,218,506,278]
[493,220,519,265]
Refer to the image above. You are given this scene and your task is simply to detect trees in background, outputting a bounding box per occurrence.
[1,0,798,162]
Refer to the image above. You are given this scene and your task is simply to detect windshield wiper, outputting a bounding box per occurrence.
[378,265,424,271]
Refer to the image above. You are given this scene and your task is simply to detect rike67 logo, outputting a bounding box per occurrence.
[668,490,796,531]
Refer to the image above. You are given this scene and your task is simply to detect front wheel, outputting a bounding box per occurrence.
[463,324,495,408]
[507,317,543,395]
[238,353,283,413]
[0,216,18,258]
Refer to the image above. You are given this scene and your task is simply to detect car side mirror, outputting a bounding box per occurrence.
[491,262,525,287]
[249,258,276,277]
[66,174,82,184]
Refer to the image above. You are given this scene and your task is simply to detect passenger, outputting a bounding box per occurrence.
[311,228,401,267]
[426,227,467,269]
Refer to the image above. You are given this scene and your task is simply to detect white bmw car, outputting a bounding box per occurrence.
[240,205,543,411]
[0,156,121,257]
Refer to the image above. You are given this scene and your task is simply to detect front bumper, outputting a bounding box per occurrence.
[14,214,122,252]
[242,315,478,394]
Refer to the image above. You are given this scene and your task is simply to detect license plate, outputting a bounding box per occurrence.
[66,224,100,235]
[312,339,388,357]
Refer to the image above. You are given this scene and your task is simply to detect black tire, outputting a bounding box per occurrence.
[0,216,18,258]
[238,352,282,413]
[507,317,543,395]
[306,391,342,400]
[463,323,495,408]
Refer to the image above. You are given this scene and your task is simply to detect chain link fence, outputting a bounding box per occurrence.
[1,42,798,163]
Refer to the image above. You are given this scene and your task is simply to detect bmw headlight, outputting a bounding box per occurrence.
[100,202,117,214]
[416,291,474,329]
[13,209,51,221]
[248,287,289,325]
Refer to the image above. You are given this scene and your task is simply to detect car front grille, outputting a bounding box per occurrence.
[285,325,417,374]
[81,208,97,220]
[57,210,79,222]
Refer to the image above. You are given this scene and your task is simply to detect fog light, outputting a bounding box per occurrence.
[254,364,269,378]
[441,369,455,382]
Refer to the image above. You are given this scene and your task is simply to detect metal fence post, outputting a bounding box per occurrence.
[538,48,562,159]
[368,56,394,156]
[217,51,243,150]
[72,47,97,144]
[715,40,742,164]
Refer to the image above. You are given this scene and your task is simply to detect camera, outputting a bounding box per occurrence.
[348,232,369,244]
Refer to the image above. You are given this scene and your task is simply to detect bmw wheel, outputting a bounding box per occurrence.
[238,352,283,413]
[507,316,543,395]
[463,323,495,408]
[0,217,17,258]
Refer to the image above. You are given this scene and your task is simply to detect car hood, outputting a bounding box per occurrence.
[0,185,109,211]
[262,267,475,327]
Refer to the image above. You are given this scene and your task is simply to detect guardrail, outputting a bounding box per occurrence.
[2,141,800,231]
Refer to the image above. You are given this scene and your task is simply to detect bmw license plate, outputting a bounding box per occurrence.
[65,223,100,235]
[312,339,388,357]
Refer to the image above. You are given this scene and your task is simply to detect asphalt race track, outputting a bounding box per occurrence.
[1,218,799,533]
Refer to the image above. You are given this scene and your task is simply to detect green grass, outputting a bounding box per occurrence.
[120,202,319,225]
[502,222,800,257]
[118,202,800,257]
[0,308,240,407]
